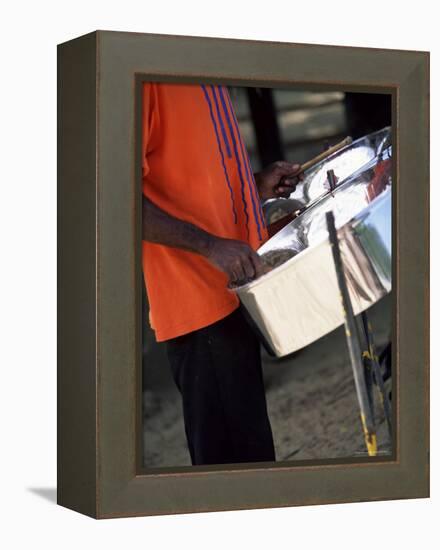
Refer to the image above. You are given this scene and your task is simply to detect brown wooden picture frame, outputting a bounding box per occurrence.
[57,30,429,519]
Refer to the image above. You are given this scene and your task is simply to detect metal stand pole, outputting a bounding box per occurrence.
[326,211,377,457]
[360,311,393,439]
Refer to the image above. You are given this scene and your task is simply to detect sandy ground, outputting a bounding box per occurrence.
[142,294,392,468]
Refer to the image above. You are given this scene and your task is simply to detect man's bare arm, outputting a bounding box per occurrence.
[142,195,266,286]
[142,195,213,255]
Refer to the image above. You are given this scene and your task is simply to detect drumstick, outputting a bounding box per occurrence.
[299,136,353,174]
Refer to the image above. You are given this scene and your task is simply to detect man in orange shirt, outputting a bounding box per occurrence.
[142,82,301,465]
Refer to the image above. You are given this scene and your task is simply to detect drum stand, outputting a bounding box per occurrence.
[326,211,392,457]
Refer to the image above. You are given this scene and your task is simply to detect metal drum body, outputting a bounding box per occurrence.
[234,144,392,358]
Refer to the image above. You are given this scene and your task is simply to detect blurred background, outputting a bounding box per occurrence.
[142,87,392,469]
[229,87,391,169]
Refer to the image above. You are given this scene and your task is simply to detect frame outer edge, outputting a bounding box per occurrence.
[57,31,99,518]
[65,31,430,518]
[397,50,430,498]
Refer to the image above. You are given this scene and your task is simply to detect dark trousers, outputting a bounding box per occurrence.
[166,307,275,466]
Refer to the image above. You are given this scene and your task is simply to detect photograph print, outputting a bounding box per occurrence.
[139,80,393,469]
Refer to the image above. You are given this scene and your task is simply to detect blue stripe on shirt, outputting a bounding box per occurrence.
[217,86,251,239]
[225,91,266,230]
[224,88,265,240]
[200,85,238,224]
[244,149,267,229]
[209,85,232,159]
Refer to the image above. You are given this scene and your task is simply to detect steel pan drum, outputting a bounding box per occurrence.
[234,141,392,358]
[263,126,391,223]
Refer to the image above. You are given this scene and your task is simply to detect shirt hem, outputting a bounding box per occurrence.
[152,300,240,342]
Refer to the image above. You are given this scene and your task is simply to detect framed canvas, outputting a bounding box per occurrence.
[57,30,429,518]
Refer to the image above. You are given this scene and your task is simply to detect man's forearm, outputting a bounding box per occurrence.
[142,195,214,256]
[142,195,266,285]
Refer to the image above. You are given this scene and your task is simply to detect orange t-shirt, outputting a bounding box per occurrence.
[142,82,268,341]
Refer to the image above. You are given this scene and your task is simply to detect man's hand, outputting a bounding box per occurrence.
[255,161,304,201]
[206,236,269,287]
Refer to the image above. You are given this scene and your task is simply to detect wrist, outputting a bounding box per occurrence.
[197,232,219,258]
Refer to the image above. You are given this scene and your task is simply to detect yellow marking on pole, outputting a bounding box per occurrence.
[362,350,379,362]
[366,434,377,456]
[360,414,377,456]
